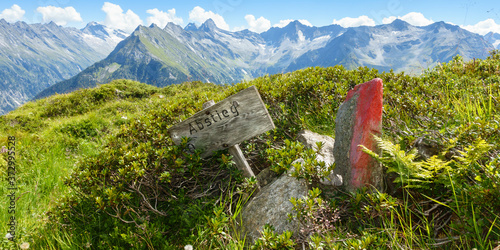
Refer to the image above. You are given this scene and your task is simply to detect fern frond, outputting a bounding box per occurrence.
[360,135,452,190]
[455,138,492,167]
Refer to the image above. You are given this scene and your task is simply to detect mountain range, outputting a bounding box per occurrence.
[0,20,127,114]
[35,19,494,100]
[0,18,497,114]
[485,32,500,49]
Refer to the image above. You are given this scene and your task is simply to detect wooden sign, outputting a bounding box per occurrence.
[168,86,275,157]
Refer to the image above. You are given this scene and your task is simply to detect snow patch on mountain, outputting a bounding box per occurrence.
[482,32,500,49]
[0,20,130,114]
[494,40,500,49]
[80,22,128,55]
[297,30,305,42]
[35,18,497,108]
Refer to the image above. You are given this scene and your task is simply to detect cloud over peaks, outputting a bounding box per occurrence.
[461,19,500,35]
[189,6,229,30]
[244,15,271,33]
[382,12,433,26]
[0,4,25,23]
[273,19,312,28]
[102,2,142,33]
[147,8,183,28]
[332,15,375,28]
[36,6,82,26]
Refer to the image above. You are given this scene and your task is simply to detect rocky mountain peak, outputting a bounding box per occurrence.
[82,21,109,37]
[47,21,59,28]
[164,22,184,36]
[388,19,410,30]
[260,20,316,44]
[184,22,198,31]
[287,20,305,28]
[2,18,498,115]
[425,21,462,34]
[199,19,218,32]
[84,21,99,27]
[484,32,500,49]
[132,25,147,34]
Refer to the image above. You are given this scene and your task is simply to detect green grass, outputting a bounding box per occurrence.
[1,52,500,249]
[0,79,186,249]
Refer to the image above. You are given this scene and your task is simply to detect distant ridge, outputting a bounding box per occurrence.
[36,18,494,100]
[0,19,128,114]
[484,32,500,49]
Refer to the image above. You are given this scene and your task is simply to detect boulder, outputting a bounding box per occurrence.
[297,130,335,166]
[296,130,341,186]
[412,137,441,160]
[240,171,308,243]
[333,78,384,192]
[256,167,278,187]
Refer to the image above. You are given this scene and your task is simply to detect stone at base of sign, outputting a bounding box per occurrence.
[296,130,342,186]
[240,170,308,244]
[333,78,383,192]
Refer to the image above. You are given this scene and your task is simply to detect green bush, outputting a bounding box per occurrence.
[266,139,333,183]
[59,118,107,139]
[3,50,500,249]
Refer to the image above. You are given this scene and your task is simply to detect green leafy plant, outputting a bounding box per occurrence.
[2,50,500,249]
[362,135,500,248]
[266,139,333,183]
[360,135,451,189]
[251,224,295,250]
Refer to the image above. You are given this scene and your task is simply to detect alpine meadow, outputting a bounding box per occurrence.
[1,50,500,249]
[2,1,500,249]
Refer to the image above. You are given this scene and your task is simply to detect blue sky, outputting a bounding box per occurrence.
[0,0,499,35]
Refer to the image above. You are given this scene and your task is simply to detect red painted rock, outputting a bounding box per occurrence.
[333,78,383,192]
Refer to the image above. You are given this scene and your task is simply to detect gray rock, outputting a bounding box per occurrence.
[297,130,342,186]
[332,93,358,190]
[240,172,308,243]
[321,171,343,186]
[412,137,441,160]
[297,130,335,166]
[256,167,278,187]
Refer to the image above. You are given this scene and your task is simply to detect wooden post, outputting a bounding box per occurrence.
[202,100,257,179]
[228,144,256,178]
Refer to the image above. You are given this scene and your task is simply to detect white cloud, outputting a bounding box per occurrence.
[332,15,375,28]
[244,14,271,33]
[297,19,313,27]
[147,8,183,28]
[461,19,500,35]
[382,12,434,26]
[273,19,313,28]
[0,4,25,23]
[382,16,397,24]
[102,2,142,33]
[36,6,82,26]
[189,6,229,30]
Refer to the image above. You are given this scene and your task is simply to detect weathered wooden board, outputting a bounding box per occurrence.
[168,86,275,157]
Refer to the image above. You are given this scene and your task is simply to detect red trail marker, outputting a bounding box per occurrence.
[333,78,383,192]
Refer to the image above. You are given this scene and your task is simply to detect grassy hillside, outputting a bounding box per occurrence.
[1,51,500,249]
